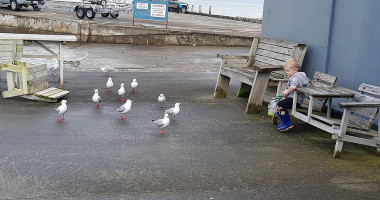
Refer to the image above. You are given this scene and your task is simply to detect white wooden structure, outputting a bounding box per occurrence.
[213,37,307,113]
[292,83,380,157]
[0,33,77,89]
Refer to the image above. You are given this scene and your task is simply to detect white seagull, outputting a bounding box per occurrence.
[92,89,102,109]
[164,102,181,122]
[117,83,125,102]
[130,79,139,94]
[101,66,115,77]
[56,99,68,122]
[152,113,170,134]
[115,99,133,120]
[158,94,166,107]
[106,77,114,94]
[47,61,59,76]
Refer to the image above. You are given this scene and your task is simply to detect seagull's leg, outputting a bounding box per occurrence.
[105,72,109,77]
[120,114,124,120]
[107,89,111,94]
[171,115,176,122]
[132,89,137,94]
[62,113,65,121]
[163,128,167,134]
[95,103,99,109]
[160,128,164,134]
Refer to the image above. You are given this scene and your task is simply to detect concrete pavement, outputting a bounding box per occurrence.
[0,71,380,199]
[0,2,260,45]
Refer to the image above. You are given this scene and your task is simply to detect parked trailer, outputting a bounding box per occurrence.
[72,0,132,19]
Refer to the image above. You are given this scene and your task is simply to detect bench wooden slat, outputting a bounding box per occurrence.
[257,43,292,55]
[256,49,291,62]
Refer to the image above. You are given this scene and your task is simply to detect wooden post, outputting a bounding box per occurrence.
[246,38,259,67]
[209,6,211,14]
[214,74,230,98]
[191,5,194,12]
[199,5,202,13]
[245,71,271,113]
[59,42,64,89]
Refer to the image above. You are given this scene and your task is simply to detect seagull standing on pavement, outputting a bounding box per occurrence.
[92,89,102,109]
[130,79,139,94]
[115,99,133,120]
[56,100,68,122]
[106,77,114,94]
[118,83,125,102]
[152,113,170,134]
[158,94,166,107]
[101,66,115,77]
[164,102,181,122]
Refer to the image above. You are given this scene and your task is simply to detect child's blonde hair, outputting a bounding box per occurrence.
[284,58,300,70]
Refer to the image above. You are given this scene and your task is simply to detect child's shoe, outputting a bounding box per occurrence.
[278,113,293,132]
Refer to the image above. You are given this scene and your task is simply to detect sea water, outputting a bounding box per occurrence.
[183,0,264,19]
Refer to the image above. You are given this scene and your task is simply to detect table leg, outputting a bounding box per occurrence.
[327,98,332,118]
[59,42,64,89]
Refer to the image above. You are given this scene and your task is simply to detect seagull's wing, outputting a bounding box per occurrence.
[165,108,175,115]
[115,105,125,113]
[152,119,165,127]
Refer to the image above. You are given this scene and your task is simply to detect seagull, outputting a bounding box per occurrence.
[56,99,68,122]
[92,89,102,109]
[164,102,181,122]
[47,61,59,76]
[106,77,114,94]
[115,99,133,120]
[101,66,115,77]
[152,113,170,134]
[130,79,138,94]
[158,94,166,107]
[118,83,125,102]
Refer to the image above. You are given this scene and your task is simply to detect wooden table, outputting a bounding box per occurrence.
[291,86,355,123]
[0,33,77,89]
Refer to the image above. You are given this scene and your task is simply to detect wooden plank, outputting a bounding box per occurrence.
[217,54,249,59]
[38,89,64,97]
[313,71,337,85]
[220,66,256,85]
[259,37,300,48]
[0,33,77,42]
[255,49,291,62]
[34,87,58,95]
[358,83,380,96]
[257,43,292,55]
[332,134,379,147]
[0,40,16,45]
[214,73,230,98]
[20,94,57,102]
[6,71,15,90]
[247,71,269,109]
[246,37,259,67]
[292,45,307,66]
[0,45,16,52]
[49,90,69,99]
[254,55,285,66]
[2,88,24,98]
[0,52,13,58]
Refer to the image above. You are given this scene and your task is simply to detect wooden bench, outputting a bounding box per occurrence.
[292,83,380,158]
[302,71,338,112]
[273,71,337,125]
[213,37,307,113]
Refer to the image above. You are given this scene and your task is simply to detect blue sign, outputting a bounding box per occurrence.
[133,0,168,21]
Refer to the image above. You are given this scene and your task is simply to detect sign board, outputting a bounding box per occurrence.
[133,0,168,21]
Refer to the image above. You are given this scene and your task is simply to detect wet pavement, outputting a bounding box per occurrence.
[0,68,380,199]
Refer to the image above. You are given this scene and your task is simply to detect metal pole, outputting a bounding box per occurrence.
[133,17,135,26]
[209,6,211,14]
[59,42,64,89]
[199,5,202,13]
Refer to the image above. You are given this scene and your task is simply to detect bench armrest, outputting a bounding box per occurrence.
[254,64,283,73]
[338,102,380,108]
[217,54,249,59]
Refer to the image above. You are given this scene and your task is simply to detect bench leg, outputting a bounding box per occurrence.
[333,140,344,158]
[237,82,251,97]
[214,73,230,98]
[245,71,270,113]
[333,108,351,158]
